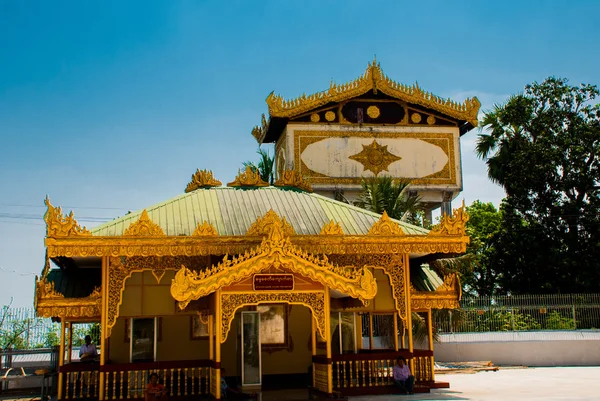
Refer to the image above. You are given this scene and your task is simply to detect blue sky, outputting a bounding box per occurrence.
[1,0,599,306]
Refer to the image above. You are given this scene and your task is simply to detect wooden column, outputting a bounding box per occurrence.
[66,322,73,363]
[99,256,108,401]
[57,319,66,400]
[427,309,435,381]
[404,254,415,374]
[208,314,214,361]
[214,290,221,400]
[311,315,317,386]
[393,313,399,351]
[324,288,332,394]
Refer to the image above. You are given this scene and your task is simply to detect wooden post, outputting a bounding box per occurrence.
[427,309,435,381]
[393,313,399,351]
[67,322,73,363]
[368,314,374,350]
[99,256,108,401]
[57,319,66,400]
[324,288,332,394]
[404,254,415,374]
[311,315,317,387]
[215,290,221,400]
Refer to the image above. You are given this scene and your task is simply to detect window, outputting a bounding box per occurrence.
[361,313,395,350]
[330,312,357,355]
[130,318,157,363]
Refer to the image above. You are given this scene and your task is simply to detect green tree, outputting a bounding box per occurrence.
[476,77,600,294]
[243,147,275,185]
[353,176,421,223]
[0,301,29,349]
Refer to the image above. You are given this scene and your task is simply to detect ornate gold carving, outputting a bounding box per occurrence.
[192,221,219,237]
[35,277,102,319]
[252,113,269,143]
[325,111,335,121]
[220,291,325,343]
[246,209,296,236]
[45,234,469,259]
[411,273,461,310]
[429,201,469,236]
[427,115,436,125]
[295,130,457,186]
[368,211,404,236]
[36,277,64,300]
[185,169,222,192]
[310,113,320,122]
[227,166,269,187]
[123,210,165,237]
[273,170,313,192]
[171,219,377,309]
[366,105,380,119]
[411,113,422,123]
[266,59,480,126]
[320,220,344,235]
[348,140,401,176]
[44,197,91,237]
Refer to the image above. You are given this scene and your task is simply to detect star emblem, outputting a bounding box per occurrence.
[349,140,401,175]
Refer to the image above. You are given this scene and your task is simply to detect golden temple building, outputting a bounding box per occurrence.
[35,60,477,400]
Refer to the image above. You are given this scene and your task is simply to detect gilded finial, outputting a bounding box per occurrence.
[367,211,404,236]
[44,197,91,237]
[227,166,269,187]
[185,169,222,193]
[273,170,313,192]
[123,210,166,237]
[428,202,469,236]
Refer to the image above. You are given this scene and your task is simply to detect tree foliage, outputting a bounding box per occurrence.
[243,147,275,185]
[353,176,421,223]
[477,77,600,293]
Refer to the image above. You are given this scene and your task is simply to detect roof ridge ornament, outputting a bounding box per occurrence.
[265,60,480,126]
[185,169,222,192]
[246,209,296,237]
[274,169,313,192]
[251,113,269,143]
[228,166,269,188]
[428,201,469,236]
[44,196,91,237]
[367,211,405,236]
[320,220,344,235]
[192,221,219,236]
[123,210,166,237]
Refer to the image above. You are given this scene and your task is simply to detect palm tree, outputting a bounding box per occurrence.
[353,176,421,222]
[243,148,275,185]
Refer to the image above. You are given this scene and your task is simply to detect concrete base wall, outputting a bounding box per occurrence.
[432,331,600,366]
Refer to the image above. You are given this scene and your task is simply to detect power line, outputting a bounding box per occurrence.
[0,203,128,210]
[0,266,38,276]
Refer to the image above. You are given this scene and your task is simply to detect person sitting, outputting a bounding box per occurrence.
[79,335,98,362]
[392,356,415,395]
[145,373,168,401]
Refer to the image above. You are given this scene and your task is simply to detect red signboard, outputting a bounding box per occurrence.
[253,274,295,291]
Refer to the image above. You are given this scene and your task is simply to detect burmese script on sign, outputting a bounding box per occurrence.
[253,274,295,291]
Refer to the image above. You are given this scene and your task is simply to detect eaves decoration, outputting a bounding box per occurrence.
[266,58,480,126]
[246,209,296,237]
[274,170,313,192]
[411,273,462,310]
[227,166,269,187]
[185,169,222,193]
[123,210,166,237]
[171,219,378,309]
[251,114,269,144]
[368,211,404,236]
[320,220,344,235]
[34,276,101,319]
[44,197,91,237]
[192,221,219,236]
[428,202,469,236]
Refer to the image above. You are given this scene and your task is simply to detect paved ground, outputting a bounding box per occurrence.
[350,367,600,401]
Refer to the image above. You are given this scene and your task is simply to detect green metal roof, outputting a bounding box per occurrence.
[91,186,429,237]
[411,264,444,291]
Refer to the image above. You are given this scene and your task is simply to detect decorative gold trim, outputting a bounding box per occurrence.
[368,211,404,235]
[192,221,219,236]
[348,140,402,176]
[429,201,469,236]
[185,169,222,192]
[246,209,296,236]
[227,166,269,187]
[220,292,326,343]
[411,273,462,310]
[310,113,320,122]
[123,210,166,237]
[366,105,380,119]
[273,170,313,192]
[251,113,269,144]
[266,59,480,126]
[34,277,102,319]
[45,235,469,258]
[411,113,422,123]
[320,220,344,235]
[171,217,377,309]
[325,111,335,121]
[44,197,91,237]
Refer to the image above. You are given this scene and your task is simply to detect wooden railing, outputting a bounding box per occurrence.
[327,349,435,392]
[312,358,330,393]
[59,360,212,400]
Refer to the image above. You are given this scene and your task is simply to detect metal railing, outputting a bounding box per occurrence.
[434,293,600,333]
